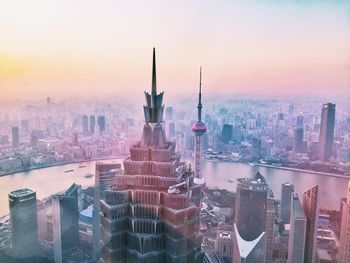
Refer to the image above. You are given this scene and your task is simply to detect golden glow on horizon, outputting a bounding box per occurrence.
[0,0,349,98]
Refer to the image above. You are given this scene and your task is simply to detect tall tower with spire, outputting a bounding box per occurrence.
[99,49,204,263]
[192,67,207,182]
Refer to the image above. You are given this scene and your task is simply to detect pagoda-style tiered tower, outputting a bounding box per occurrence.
[99,48,204,263]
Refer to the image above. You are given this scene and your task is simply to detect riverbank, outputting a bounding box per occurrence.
[254,163,350,179]
[0,155,127,177]
[204,158,350,179]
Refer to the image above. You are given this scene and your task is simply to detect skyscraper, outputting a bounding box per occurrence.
[168,122,175,138]
[53,183,79,263]
[92,162,121,260]
[82,115,89,135]
[8,188,39,259]
[99,48,203,263]
[165,106,173,121]
[302,185,319,263]
[338,182,350,262]
[319,103,336,162]
[90,115,96,134]
[287,193,306,263]
[280,183,294,223]
[192,67,207,182]
[293,126,305,153]
[232,223,266,263]
[235,172,268,241]
[12,126,19,147]
[221,124,233,144]
[234,172,274,263]
[98,115,106,134]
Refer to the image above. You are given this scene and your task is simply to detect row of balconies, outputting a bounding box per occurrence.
[103,188,195,209]
[113,175,179,191]
[99,213,200,240]
[100,229,200,259]
[123,159,177,177]
[129,142,176,163]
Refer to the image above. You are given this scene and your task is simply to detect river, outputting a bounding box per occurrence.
[0,159,348,216]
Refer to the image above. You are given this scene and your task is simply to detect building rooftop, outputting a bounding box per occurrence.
[9,188,34,197]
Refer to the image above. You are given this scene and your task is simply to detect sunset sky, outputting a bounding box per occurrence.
[0,0,349,98]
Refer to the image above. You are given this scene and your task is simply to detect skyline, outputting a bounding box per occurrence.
[0,0,350,98]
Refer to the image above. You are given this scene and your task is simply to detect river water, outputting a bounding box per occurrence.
[0,159,348,216]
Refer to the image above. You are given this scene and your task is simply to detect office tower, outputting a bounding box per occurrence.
[169,121,175,138]
[288,104,294,117]
[90,115,96,134]
[9,189,39,259]
[319,103,336,161]
[82,115,89,135]
[20,119,29,134]
[221,124,233,144]
[92,162,121,260]
[302,185,319,263]
[97,115,106,134]
[235,172,268,241]
[293,127,304,153]
[192,67,207,182]
[47,97,51,105]
[232,223,266,263]
[287,193,306,263]
[12,126,19,147]
[99,48,203,263]
[53,183,79,263]
[266,190,274,263]
[252,138,262,161]
[278,112,284,121]
[338,182,350,262]
[235,172,273,263]
[165,106,173,121]
[296,116,304,127]
[232,125,242,143]
[280,183,294,223]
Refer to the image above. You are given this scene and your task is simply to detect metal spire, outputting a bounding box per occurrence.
[197,67,203,123]
[152,47,157,94]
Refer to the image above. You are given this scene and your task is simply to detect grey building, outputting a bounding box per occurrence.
[90,115,96,134]
[92,162,121,260]
[319,103,335,161]
[82,115,89,135]
[53,183,79,263]
[235,172,268,241]
[9,188,39,259]
[287,193,306,263]
[234,172,274,263]
[97,115,106,134]
[280,183,294,223]
[12,126,19,147]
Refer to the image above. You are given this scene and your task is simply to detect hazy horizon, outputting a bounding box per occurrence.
[0,0,349,99]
